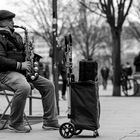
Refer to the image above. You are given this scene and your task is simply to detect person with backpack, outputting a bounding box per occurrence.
[100,65,110,90]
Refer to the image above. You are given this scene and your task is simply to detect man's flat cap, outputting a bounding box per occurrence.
[0,10,15,21]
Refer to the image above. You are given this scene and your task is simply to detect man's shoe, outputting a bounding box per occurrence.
[42,122,60,130]
[8,124,30,133]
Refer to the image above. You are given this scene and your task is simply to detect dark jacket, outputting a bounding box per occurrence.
[0,27,25,72]
[134,53,140,72]
[49,46,66,73]
[57,46,66,73]
[101,66,109,80]
[125,66,132,76]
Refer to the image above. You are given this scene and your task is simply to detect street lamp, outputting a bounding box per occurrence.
[52,0,59,114]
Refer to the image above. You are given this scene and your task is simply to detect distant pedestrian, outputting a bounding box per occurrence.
[124,62,132,77]
[100,65,110,90]
[134,52,140,72]
[57,45,67,100]
[49,45,67,100]
[123,62,132,89]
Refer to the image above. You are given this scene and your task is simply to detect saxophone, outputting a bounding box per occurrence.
[14,25,39,81]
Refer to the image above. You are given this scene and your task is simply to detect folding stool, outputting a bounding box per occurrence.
[0,82,32,130]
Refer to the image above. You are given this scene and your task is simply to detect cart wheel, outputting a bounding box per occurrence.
[74,129,82,135]
[59,122,75,138]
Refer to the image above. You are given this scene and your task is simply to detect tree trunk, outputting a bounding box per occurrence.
[111,28,121,96]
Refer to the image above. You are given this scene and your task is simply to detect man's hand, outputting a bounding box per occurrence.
[21,61,32,72]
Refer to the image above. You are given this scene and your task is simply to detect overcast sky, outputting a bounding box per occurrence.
[0,0,139,23]
[0,0,31,25]
[0,0,18,12]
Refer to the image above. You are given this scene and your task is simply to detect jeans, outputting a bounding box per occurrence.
[0,71,58,126]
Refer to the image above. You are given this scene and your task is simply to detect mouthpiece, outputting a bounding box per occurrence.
[13,25,26,30]
[14,25,19,28]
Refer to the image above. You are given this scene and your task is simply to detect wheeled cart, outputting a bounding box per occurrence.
[59,81,100,138]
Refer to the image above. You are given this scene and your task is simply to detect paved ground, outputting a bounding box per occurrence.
[0,82,140,140]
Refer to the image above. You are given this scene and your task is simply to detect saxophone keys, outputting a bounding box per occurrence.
[34,62,38,66]
[35,73,39,78]
[31,75,36,80]
[34,66,38,72]
[35,73,39,76]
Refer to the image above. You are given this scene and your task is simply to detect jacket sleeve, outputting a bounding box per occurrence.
[0,38,17,71]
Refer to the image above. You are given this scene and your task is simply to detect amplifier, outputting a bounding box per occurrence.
[79,60,98,81]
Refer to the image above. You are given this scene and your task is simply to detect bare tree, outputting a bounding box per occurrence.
[11,0,73,48]
[99,0,133,96]
[69,0,112,60]
[81,0,133,96]
[126,0,140,42]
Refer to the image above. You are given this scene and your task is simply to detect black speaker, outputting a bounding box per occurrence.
[79,60,98,81]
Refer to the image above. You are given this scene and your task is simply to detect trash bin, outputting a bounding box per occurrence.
[133,72,140,96]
